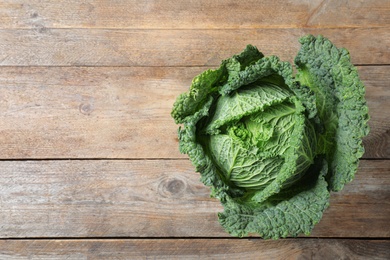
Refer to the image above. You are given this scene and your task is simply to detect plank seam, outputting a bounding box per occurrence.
[0,237,389,241]
[0,26,389,30]
[0,64,389,68]
[0,158,386,161]
[0,158,190,161]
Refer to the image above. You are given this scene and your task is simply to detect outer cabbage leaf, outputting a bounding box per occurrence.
[219,56,294,95]
[219,159,329,239]
[172,44,264,125]
[295,35,370,191]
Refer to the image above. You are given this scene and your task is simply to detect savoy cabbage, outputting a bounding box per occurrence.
[171,35,370,239]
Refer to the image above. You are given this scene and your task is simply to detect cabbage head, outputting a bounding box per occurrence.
[171,35,370,239]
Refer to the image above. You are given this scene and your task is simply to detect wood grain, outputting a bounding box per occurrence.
[0,0,388,29]
[0,160,388,238]
[0,239,389,259]
[0,66,388,159]
[0,66,186,159]
[359,66,390,158]
[0,0,390,29]
[0,28,389,66]
[0,0,387,257]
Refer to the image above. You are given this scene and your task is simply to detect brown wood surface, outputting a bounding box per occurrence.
[0,66,388,159]
[0,0,389,258]
[0,28,389,66]
[1,239,389,259]
[0,160,388,238]
[0,0,388,29]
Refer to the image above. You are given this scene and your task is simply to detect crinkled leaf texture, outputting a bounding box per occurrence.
[219,159,329,239]
[295,35,370,191]
[171,35,369,238]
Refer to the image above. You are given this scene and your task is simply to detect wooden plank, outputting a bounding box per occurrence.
[0,239,389,259]
[360,66,390,159]
[0,28,389,66]
[0,66,388,159]
[0,160,388,238]
[0,0,388,29]
[0,159,222,238]
[0,66,186,159]
[311,160,390,237]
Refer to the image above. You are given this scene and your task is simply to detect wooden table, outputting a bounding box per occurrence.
[0,1,389,259]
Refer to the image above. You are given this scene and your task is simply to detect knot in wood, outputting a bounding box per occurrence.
[79,102,94,115]
[158,177,186,198]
